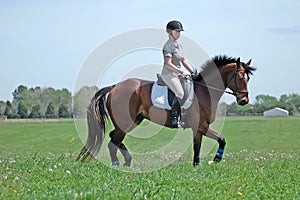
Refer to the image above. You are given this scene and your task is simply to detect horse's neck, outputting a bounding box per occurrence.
[203,71,226,101]
[199,72,227,116]
[205,70,226,91]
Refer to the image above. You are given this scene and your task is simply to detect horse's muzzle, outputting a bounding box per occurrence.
[238,99,248,106]
[237,96,248,106]
[236,91,249,106]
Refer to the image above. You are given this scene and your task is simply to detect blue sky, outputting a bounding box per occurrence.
[1,0,300,103]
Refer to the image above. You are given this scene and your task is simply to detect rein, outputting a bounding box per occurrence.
[191,78,237,97]
[188,66,248,98]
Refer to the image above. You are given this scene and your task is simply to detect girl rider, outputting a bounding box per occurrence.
[161,20,194,128]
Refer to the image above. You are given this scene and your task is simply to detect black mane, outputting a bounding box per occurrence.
[210,55,238,69]
[193,55,256,81]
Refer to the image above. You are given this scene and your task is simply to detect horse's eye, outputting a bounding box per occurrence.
[238,73,244,81]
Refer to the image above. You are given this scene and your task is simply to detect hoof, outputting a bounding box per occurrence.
[112,161,120,166]
[123,162,131,167]
[193,156,200,166]
[213,156,222,163]
[124,156,132,167]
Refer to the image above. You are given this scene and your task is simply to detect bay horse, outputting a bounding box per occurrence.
[76,55,256,166]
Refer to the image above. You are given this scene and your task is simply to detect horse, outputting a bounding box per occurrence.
[76,55,256,166]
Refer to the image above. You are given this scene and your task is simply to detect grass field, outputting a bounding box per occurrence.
[0,117,299,199]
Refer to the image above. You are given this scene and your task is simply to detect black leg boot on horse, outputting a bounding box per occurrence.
[170,97,181,128]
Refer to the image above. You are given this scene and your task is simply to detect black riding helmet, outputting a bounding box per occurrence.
[166,20,184,31]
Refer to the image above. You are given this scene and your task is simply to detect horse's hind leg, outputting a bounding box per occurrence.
[119,113,144,167]
[108,141,119,165]
[119,143,132,167]
[108,113,144,167]
[108,131,132,166]
[108,129,125,166]
[108,128,133,167]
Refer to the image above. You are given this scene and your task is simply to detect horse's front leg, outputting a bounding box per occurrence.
[206,127,226,162]
[193,130,204,166]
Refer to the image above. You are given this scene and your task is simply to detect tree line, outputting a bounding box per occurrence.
[225,93,300,116]
[0,85,299,119]
[0,85,98,119]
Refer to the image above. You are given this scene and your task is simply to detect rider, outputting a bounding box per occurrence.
[161,20,195,128]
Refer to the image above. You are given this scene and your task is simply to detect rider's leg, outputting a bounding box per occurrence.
[161,72,184,128]
[170,96,181,128]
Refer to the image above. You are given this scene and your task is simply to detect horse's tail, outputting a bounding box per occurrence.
[76,85,113,162]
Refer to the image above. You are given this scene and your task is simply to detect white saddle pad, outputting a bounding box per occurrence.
[151,83,172,110]
[151,80,194,110]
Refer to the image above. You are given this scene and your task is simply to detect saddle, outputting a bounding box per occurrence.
[151,74,194,128]
[152,74,194,109]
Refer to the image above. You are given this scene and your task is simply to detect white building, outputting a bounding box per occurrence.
[263,107,289,116]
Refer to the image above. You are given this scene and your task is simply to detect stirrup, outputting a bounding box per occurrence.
[170,117,181,128]
[170,121,178,128]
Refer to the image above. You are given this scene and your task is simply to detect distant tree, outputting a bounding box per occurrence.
[254,94,279,112]
[12,85,28,103]
[0,100,6,116]
[29,104,41,118]
[12,85,41,115]
[3,85,74,118]
[57,88,72,115]
[217,102,227,116]
[226,102,239,115]
[73,86,99,117]
[45,102,56,118]
[4,101,13,118]
[39,87,52,115]
[236,104,255,115]
[58,103,69,118]
[17,101,28,118]
[38,87,72,117]
[58,88,72,105]
[255,94,278,105]
[279,93,300,115]
[27,87,41,107]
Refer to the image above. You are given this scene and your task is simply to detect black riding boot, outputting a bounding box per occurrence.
[170,97,181,128]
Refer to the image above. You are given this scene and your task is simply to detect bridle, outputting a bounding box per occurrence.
[226,66,249,100]
[190,65,249,100]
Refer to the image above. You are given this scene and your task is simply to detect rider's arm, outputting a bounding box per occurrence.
[164,56,184,74]
[182,57,194,74]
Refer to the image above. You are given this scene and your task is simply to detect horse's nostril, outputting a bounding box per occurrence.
[240,99,247,105]
[237,98,248,106]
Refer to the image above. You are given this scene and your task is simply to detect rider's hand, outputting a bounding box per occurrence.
[181,71,190,78]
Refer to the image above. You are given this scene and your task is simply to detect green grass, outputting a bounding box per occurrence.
[221,116,300,153]
[0,117,299,199]
[0,120,80,154]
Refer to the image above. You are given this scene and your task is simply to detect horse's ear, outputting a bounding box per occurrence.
[236,57,241,68]
[246,59,252,66]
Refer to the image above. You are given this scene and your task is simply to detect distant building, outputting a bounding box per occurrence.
[263,107,289,116]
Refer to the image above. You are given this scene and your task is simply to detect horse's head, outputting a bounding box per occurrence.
[226,58,256,106]
[192,55,256,106]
